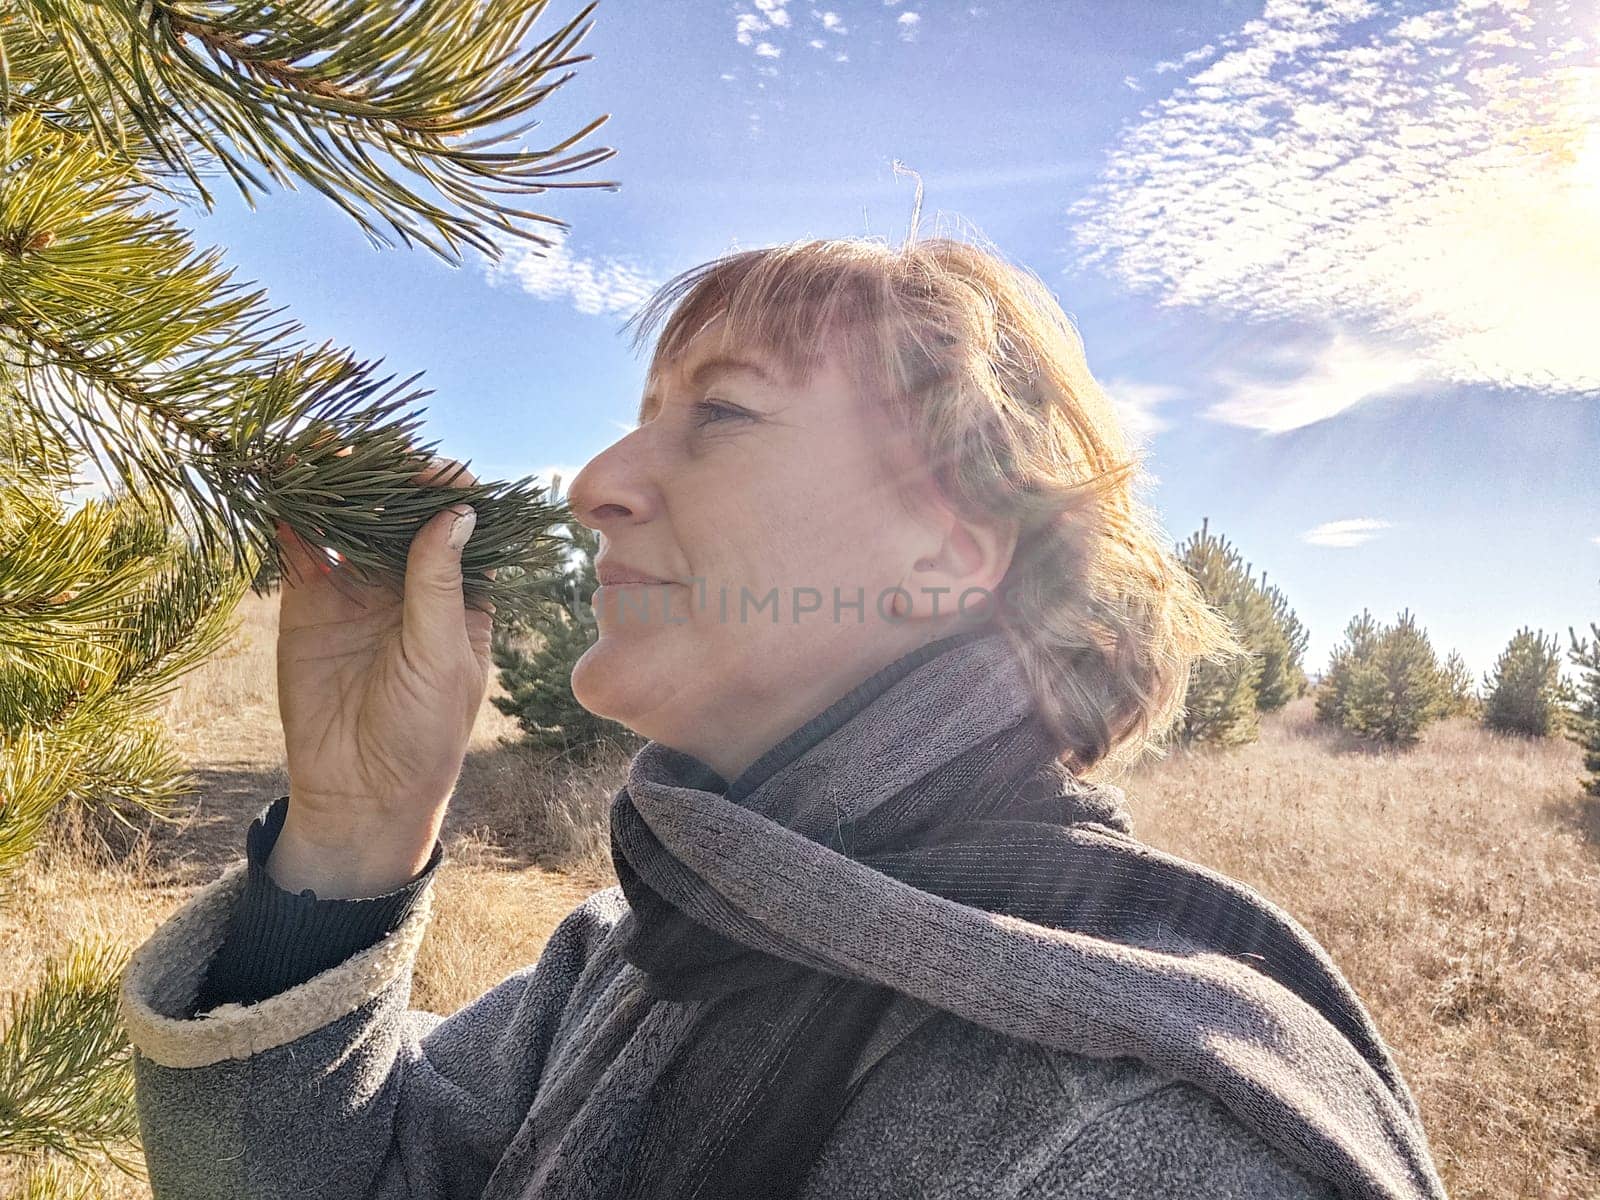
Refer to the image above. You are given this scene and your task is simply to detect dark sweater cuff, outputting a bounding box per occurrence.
[189,794,443,1015]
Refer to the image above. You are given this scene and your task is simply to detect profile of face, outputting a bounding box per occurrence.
[566,316,1018,782]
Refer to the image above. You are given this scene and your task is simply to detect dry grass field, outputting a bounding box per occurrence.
[2,589,1596,1198]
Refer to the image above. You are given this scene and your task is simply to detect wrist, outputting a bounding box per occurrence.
[268,794,443,899]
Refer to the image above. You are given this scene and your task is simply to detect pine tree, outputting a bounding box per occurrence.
[1564,623,1600,797]
[1439,649,1480,719]
[1339,609,1452,746]
[1173,518,1261,748]
[490,477,641,762]
[1,406,245,1193]
[1316,609,1379,728]
[1238,564,1309,711]
[1,2,617,1190]
[1482,627,1567,738]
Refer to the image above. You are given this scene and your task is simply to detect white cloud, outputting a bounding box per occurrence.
[1071,0,1600,419]
[1153,43,1219,74]
[1204,327,1428,433]
[1300,518,1394,548]
[484,233,660,319]
[732,2,939,76]
[735,11,766,46]
[58,473,112,513]
[755,0,791,27]
[1098,377,1180,448]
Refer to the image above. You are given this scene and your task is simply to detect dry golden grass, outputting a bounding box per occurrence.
[2,589,1595,1198]
[1131,704,1598,1198]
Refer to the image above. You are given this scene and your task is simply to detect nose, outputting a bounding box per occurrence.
[566,427,658,535]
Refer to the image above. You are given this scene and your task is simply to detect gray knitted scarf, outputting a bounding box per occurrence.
[539,628,1448,1200]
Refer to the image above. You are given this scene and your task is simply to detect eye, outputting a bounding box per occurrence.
[692,398,750,426]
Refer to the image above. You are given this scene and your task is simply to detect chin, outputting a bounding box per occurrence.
[570,637,623,722]
[571,631,673,730]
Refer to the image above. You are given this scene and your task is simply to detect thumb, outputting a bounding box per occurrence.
[402,504,476,665]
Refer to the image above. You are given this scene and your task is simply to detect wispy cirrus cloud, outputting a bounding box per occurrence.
[1300,518,1394,549]
[1070,0,1600,432]
[484,233,661,319]
[1098,377,1180,449]
[1204,327,1427,433]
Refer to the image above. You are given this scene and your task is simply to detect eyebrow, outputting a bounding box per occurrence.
[637,355,782,423]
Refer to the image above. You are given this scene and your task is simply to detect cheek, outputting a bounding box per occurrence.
[682,439,899,590]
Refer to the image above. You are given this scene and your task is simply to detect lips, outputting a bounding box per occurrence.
[595,560,672,586]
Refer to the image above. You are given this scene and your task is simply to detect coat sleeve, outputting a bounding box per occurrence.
[190,795,443,1013]
[117,860,628,1200]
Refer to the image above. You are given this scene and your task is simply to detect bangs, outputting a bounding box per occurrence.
[622,241,918,422]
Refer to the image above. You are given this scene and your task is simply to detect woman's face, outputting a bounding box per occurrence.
[566,319,1014,781]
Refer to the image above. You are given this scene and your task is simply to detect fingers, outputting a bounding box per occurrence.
[417,455,495,590]
[464,604,494,656]
[278,453,486,614]
[412,455,478,490]
[401,503,473,668]
[274,520,330,591]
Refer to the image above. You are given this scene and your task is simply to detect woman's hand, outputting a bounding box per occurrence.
[268,455,495,898]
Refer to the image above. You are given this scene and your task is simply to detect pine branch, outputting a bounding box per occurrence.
[0,490,173,663]
[0,728,74,886]
[7,0,619,261]
[0,940,142,1171]
[13,1152,120,1200]
[0,114,572,628]
[0,463,258,877]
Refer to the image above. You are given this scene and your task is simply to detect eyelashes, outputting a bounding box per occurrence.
[692,399,751,426]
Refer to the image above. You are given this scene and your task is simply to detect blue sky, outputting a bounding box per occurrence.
[179,0,1598,684]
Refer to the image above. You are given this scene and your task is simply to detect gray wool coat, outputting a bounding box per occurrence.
[119,858,1338,1199]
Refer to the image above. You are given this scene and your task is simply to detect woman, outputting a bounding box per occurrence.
[119,235,1450,1199]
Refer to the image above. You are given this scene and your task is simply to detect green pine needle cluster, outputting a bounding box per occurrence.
[0,95,575,627]
[0,412,247,1193]
[0,427,247,882]
[0,941,142,1172]
[6,0,619,261]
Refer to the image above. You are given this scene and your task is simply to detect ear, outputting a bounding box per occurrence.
[903,506,1020,622]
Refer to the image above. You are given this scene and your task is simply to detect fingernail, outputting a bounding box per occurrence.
[448,506,476,550]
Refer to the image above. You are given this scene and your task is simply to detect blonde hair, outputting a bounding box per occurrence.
[622,227,1247,778]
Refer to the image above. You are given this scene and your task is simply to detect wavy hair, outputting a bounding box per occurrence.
[621,226,1248,778]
